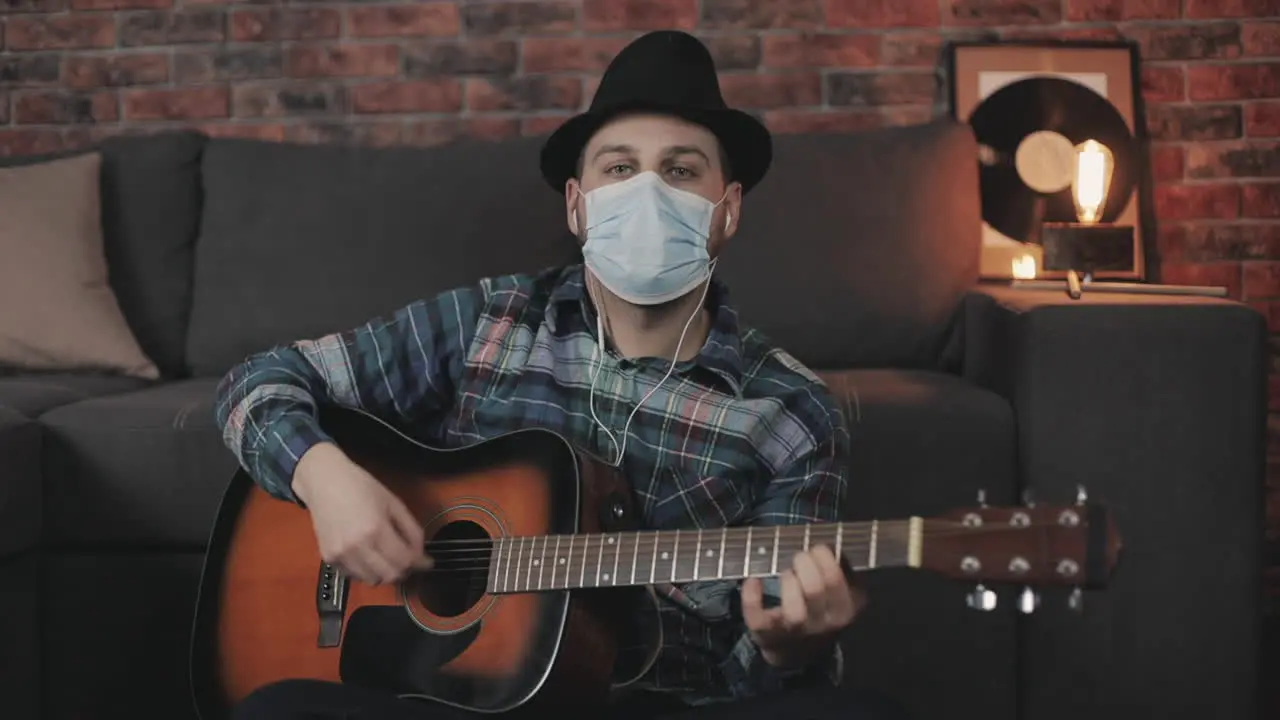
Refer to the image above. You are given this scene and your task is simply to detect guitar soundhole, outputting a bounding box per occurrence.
[416,520,492,618]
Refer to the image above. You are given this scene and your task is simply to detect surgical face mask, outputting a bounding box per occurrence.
[576,171,729,306]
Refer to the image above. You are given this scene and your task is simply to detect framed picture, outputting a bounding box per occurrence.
[944,40,1150,282]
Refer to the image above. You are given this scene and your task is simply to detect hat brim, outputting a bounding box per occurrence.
[539,102,773,195]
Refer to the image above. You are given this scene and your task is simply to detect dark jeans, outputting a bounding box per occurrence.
[232,679,911,720]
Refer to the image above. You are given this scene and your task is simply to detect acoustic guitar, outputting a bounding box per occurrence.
[189,405,1122,718]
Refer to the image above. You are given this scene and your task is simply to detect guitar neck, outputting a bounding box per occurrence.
[486,519,923,594]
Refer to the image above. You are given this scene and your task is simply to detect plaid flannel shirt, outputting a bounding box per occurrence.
[214,264,851,705]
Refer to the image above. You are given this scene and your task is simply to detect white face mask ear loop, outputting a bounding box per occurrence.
[587,296,621,465]
[610,276,714,468]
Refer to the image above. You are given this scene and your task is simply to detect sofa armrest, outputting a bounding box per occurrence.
[960,285,1266,720]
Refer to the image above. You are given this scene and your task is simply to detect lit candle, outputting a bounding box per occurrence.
[1011,254,1037,280]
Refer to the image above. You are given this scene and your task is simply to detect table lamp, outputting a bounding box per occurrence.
[1039,139,1135,274]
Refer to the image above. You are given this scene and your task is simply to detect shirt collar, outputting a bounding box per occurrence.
[547,265,745,395]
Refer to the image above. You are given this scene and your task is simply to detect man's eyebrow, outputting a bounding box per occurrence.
[664,145,711,163]
[591,144,635,162]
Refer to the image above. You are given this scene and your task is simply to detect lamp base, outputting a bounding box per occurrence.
[1040,222,1135,273]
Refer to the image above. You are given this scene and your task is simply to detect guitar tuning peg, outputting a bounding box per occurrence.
[976,489,988,508]
[1017,587,1039,614]
[1076,485,1089,506]
[1021,488,1035,508]
[1068,587,1083,612]
[965,584,997,612]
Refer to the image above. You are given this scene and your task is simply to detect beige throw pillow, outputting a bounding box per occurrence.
[0,152,160,379]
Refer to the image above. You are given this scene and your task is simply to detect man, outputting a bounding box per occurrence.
[215,31,906,720]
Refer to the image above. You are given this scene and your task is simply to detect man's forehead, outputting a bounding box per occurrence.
[585,114,718,156]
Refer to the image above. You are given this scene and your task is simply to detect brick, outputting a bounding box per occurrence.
[398,119,462,148]
[351,79,463,114]
[406,40,517,76]
[1142,66,1185,103]
[583,0,697,31]
[64,53,168,89]
[1149,144,1185,182]
[1153,183,1241,220]
[1189,63,1280,101]
[123,86,229,121]
[1249,102,1280,137]
[463,1,577,35]
[1185,0,1276,18]
[721,72,822,109]
[825,0,939,28]
[1063,0,1179,21]
[521,115,570,136]
[231,9,340,42]
[459,117,521,142]
[13,90,117,124]
[71,0,168,9]
[1245,261,1280,298]
[1244,22,1280,57]
[287,44,399,78]
[0,55,62,85]
[700,0,823,29]
[348,3,459,39]
[522,37,628,73]
[1000,26,1124,41]
[764,108,888,134]
[701,35,761,70]
[175,47,282,83]
[466,76,582,112]
[0,0,66,12]
[1245,182,1280,217]
[1128,23,1242,61]
[232,81,345,118]
[1186,141,1280,179]
[881,30,994,67]
[286,121,404,147]
[5,16,114,51]
[1147,104,1242,141]
[762,32,878,69]
[120,10,225,47]
[199,123,289,141]
[0,129,65,157]
[827,71,937,107]
[945,0,1061,25]
[1158,223,1280,262]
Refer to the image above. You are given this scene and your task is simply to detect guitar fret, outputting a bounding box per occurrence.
[693,529,703,580]
[770,526,780,574]
[671,530,680,582]
[803,524,811,552]
[579,535,588,588]
[609,534,620,586]
[868,520,878,569]
[742,526,752,578]
[630,532,640,585]
[595,533,606,586]
[649,532,659,585]
[536,536,546,590]
[717,527,727,579]
[834,522,842,563]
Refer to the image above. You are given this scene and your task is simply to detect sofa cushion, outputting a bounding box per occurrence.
[185,134,579,378]
[0,152,160,379]
[720,120,982,370]
[0,131,208,379]
[817,368,1018,720]
[40,379,237,546]
[0,373,150,417]
[0,406,39,558]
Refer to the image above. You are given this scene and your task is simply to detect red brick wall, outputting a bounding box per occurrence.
[1,0,1278,597]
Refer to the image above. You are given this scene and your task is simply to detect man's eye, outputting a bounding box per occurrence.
[606,163,632,175]
[668,166,695,179]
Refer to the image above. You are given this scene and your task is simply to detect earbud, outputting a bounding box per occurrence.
[725,211,732,232]
[570,209,579,235]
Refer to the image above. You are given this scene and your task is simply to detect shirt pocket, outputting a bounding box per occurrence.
[660,465,755,529]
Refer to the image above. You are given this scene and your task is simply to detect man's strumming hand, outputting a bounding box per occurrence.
[741,545,866,670]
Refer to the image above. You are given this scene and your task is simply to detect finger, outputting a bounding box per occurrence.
[779,570,809,630]
[812,545,854,621]
[741,577,767,627]
[375,526,419,579]
[791,552,828,620]
[387,501,431,569]
[356,545,402,585]
[337,553,382,585]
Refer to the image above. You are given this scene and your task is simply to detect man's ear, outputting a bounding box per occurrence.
[564,177,582,237]
[721,181,744,241]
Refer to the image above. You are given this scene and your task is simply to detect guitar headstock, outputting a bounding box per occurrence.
[920,486,1122,612]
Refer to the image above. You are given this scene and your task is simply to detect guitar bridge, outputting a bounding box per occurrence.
[316,561,349,647]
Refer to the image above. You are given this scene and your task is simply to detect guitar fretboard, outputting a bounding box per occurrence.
[485,519,922,594]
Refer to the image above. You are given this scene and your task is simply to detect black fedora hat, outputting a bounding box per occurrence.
[539,30,772,195]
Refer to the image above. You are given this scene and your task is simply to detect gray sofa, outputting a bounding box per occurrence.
[0,120,1265,720]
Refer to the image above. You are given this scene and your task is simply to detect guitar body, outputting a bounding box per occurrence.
[190,406,658,719]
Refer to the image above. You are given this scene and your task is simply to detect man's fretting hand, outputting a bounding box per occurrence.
[741,545,866,670]
[292,442,433,585]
